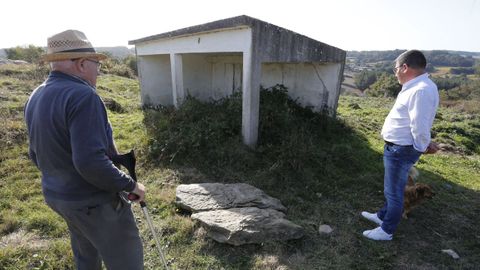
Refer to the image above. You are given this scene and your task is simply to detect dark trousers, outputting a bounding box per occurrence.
[45,195,143,270]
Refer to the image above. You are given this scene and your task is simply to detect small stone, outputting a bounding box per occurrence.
[444,184,453,190]
[441,249,460,259]
[318,224,333,234]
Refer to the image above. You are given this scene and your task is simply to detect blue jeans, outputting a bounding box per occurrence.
[377,144,422,234]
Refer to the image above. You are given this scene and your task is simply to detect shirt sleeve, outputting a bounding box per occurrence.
[68,90,136,192]
[408,89,434,152]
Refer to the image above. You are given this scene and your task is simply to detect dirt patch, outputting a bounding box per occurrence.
[0,229,51,249]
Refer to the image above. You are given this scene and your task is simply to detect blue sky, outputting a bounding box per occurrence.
[1,0,479,52]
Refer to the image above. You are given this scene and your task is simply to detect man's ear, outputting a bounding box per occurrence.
[72,59,85,72]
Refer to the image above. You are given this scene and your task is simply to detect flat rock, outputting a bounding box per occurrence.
[441,249,460,259]
[318,224,333,234]
[191,207,304,246]
[175,183,286,212]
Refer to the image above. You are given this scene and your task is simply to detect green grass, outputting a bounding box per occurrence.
[1,65,479,269]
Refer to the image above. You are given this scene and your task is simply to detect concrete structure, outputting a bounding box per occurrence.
[129,15,346,147]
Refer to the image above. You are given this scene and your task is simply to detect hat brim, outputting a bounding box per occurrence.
[41,52,108,62]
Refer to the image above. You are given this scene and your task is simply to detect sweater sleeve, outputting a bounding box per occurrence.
[68,90,136,192]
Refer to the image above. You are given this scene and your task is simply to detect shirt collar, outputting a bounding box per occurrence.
[401,73,429,91]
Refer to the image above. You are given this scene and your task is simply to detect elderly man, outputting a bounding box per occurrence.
[24,30,145,269]
[361,50,439,241]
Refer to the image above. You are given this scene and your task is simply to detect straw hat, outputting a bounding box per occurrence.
[41,30,107,62]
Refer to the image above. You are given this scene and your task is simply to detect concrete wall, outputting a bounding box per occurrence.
[182,54,242,101]
[261,62,342,111]
[135,27,251,55]
[208,55,243,99]
[135,27,251,106]
[137,55,172,106]
[137,53,342,112]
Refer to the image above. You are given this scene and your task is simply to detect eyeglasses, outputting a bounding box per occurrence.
[393,64,404,73]
[71,58,101,72]
[85,59,102,72]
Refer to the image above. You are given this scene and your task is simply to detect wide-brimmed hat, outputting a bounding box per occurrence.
[41,30,107,62]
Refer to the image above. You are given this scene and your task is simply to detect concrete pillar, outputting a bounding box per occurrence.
[241,50,261,148]
[170,53,185,108]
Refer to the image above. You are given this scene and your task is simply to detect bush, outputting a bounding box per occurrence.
[100,57,136,78]
[450,67,476,75]
[433,76,468,91]
[0,63,49,82]
[353,70,378,91]
[5,45,45,63]
[144,92,243,166]
[440,80,480,101]
[365,73,401,97]
[143,85,362,184]
[123,55,138,76]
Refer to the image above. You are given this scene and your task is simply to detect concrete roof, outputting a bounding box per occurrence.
[129,15,345,63]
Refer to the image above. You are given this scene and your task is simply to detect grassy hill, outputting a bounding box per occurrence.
[0,64,479,269]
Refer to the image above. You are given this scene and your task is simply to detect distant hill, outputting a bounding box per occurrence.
[96,46,135,59]
[347,50,480,65]
[0,46,134,60]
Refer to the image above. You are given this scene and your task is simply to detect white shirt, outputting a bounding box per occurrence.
[381,73,439,152]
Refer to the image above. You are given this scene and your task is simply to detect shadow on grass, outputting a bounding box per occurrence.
[141,89,479,269]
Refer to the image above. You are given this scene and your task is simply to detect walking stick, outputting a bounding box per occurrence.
[112,150,170,270]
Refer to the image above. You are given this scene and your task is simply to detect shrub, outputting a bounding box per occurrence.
[143,85,363,185]
[5,45,45,63]
[0,63,49,82]
[353,70,378,91]
[365,73,401,97]
[100,58,135,78]
[123,55,138,76]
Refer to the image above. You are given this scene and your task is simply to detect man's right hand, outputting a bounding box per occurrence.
[129,182,146,203]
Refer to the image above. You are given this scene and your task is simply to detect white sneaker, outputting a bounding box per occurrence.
[363,227,393,241]
[361,211,383,226]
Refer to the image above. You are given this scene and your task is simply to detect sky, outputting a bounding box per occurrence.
[1,0,479,52]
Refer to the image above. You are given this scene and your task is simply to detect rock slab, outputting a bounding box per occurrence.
[191,207,304,246]
[175,183,304,245]
[176,183,286,212]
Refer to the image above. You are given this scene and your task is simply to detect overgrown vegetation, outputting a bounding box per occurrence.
[348,50,478,68]
[1,64,479,269]
[349,50,480,107]
[4,45,45,64]
[364,73,401,97]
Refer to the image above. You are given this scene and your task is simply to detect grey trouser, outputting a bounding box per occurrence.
[45,195,143,270]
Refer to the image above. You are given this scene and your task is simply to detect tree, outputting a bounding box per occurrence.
[354,70,378,91]
[123,55,138,76]
[365,73,401,97]
[5,45,44,63]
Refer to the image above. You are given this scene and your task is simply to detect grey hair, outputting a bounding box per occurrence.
[50,60,75,71]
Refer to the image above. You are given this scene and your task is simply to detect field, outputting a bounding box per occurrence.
[0,64,479,269]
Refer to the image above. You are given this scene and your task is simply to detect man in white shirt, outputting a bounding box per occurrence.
[361,50,439,241]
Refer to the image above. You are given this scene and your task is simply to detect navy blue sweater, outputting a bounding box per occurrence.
[25,71,136,202]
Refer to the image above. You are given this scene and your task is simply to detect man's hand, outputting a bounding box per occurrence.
[424,141,439,154]
[130,182,146,203]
